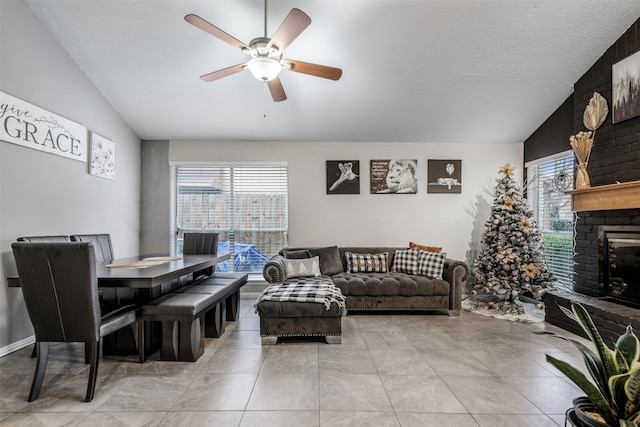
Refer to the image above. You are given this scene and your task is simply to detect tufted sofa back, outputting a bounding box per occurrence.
[278,246,407,272]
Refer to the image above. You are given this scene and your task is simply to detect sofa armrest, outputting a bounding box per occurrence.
[443,259,470,312]
[263,255,287,283]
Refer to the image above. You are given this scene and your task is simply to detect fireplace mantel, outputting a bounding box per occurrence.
[566,180,640,212]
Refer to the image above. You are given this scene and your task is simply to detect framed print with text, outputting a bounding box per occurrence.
[370,159,417,194]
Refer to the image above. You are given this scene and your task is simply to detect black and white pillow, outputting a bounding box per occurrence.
[345,252,389,273]
[391,248,420,275]
[417,250,446,279]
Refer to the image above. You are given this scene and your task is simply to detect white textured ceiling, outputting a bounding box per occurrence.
[24,0,640,143]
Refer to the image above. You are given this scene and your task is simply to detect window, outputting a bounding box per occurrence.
[171,164,288,274]
[525,151,575,289]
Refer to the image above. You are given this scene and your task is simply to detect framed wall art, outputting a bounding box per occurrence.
[427,159,462,193]
[370,159,417,194]
[89,132,116,180]
[612,50,640,124]
[326,160,360,194]
[0,91,88,162]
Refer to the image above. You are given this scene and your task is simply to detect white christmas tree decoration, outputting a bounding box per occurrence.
[471,163,556,314]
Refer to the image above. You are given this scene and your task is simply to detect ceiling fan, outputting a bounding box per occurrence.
[184,1,343,102]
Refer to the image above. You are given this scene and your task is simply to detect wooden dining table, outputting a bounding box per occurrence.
[7,253,230,289]
[96,253,230,288]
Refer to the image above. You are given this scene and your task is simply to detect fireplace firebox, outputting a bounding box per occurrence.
[599,226,640,307]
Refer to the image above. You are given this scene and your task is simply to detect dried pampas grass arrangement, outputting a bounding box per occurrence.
[570,92,608,189]
[570,131,594,188]
[570,131,594,162]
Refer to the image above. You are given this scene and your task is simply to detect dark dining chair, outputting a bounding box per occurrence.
[17,237,74,358]
[69,234,114,263]
[183,232,219,281]
[11,242,141,402]
[69,234,119,304]
[17,235,70,242]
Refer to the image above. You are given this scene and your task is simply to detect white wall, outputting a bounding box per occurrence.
[169,140,523,262]
[0,0,141,352]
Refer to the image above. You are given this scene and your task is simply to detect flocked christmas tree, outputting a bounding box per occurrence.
[472,163,556,314]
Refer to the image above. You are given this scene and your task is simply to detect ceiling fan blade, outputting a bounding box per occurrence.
[266,9,311,53]
[267,77,287,102]
[284,60,343,81]
[200,64,246,82]
[185,14,251,52]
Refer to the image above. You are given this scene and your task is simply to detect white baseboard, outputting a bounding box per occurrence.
[0,335,34,358]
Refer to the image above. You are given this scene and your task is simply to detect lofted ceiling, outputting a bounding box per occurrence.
[23,0,640,143]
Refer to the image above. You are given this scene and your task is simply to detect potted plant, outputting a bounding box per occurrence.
[535,302,640,427]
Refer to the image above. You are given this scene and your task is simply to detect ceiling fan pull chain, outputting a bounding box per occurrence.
[263,82,268,117]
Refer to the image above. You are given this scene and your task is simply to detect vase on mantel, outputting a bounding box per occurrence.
[570,130,594,190]
[575,161,591,189]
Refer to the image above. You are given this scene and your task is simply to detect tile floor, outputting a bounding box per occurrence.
[0,299,589,426]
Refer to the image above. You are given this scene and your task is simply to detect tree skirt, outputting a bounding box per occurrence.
[462,297,546,323]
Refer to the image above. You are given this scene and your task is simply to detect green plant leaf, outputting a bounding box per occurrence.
[618,350,632,374]
[619,419,638,427]
[559,304,578,323]
[571,303,619,380]
[546,354,613,423]
[617,326,640,371]
[620,410,640,426]
[611,373,630,417]
[626,400,640,423]
[625,369,640,416]
[536,330,610,398]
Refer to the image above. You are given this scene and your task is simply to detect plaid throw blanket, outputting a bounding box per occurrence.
[256,279,346,311]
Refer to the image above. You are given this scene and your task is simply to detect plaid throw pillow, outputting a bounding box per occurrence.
[391,248,420,275]
[345,252,389,273]
[417,250,447,279]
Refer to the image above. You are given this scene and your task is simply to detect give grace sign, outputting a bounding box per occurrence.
[0,91,87,162]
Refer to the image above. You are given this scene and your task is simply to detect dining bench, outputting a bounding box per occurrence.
[192,273,249,322]
[140,273,248,362]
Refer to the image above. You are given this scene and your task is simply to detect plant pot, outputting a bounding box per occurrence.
[573,397,613,427]
[566,409,580,427]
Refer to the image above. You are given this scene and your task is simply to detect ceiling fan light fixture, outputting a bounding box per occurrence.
[247,57,281,81]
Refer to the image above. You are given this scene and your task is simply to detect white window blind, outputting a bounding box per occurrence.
[525,152,574,288]
[171,164,288,274]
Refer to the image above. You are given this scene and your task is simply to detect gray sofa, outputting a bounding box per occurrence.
[262,246,470,316]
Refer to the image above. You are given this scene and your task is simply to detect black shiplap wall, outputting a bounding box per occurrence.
[523,96,573,164]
